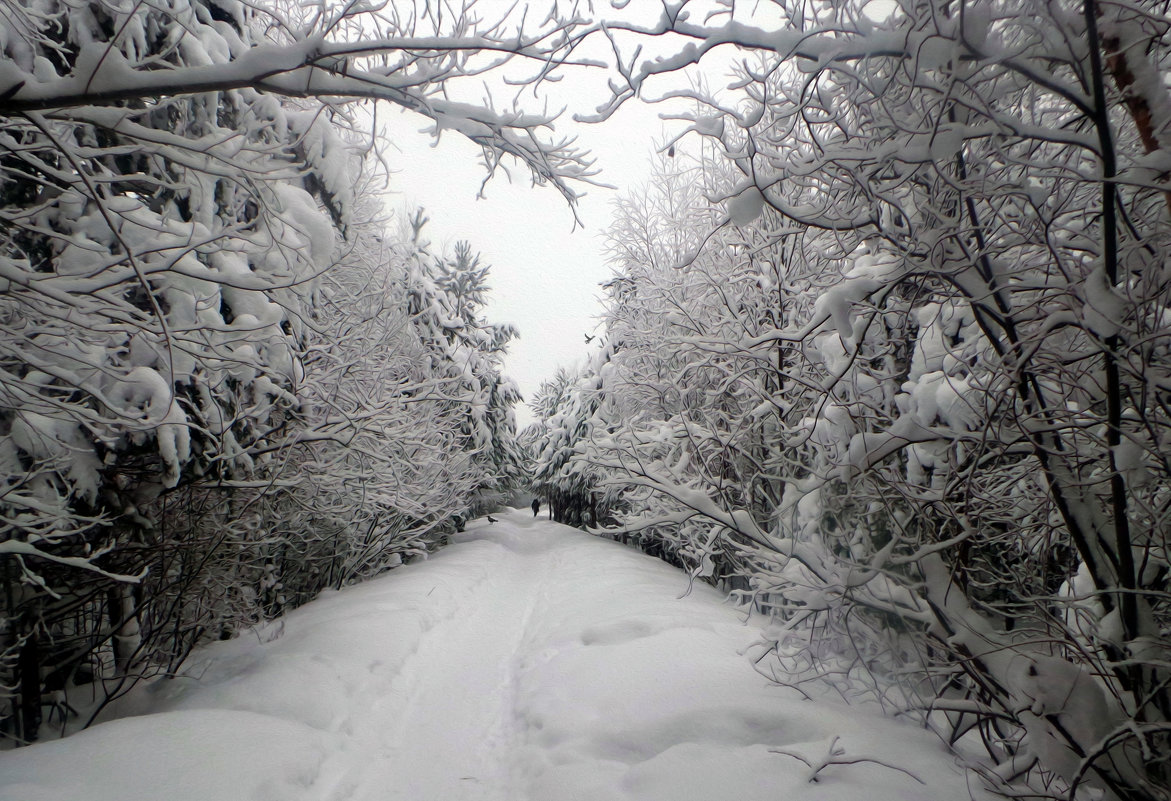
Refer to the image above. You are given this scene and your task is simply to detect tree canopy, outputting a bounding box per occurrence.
[526,2,1171,798]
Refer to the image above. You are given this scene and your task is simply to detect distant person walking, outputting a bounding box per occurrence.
[531,498,540,518]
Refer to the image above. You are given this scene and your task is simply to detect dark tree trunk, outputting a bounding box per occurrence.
[17,628,41,743]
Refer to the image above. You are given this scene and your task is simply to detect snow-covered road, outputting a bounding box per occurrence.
[1,511,983,801]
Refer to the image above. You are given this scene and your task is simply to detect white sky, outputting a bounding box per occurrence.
[377,43,694,427]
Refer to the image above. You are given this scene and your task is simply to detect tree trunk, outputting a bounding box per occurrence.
[107,585,141,677]
[17,628,41,744]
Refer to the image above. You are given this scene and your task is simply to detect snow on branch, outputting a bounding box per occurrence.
[771,735,926,786]
[0,2,601,204]
[0,540,145,586]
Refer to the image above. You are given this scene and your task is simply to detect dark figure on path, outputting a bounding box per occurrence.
[532,499,540,517]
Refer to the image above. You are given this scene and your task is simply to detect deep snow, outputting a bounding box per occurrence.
[0,511,982,800]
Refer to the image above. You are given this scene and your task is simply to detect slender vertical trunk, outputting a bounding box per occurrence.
[108,584,141,677]
[1084,0,1140,658]
[17,627,41,743]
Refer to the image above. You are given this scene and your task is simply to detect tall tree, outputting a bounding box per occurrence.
[404,221,526,511]
[536,2,1171,797]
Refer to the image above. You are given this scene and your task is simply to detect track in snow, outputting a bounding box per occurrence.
[0,509,983,801]
[329,514,558,801]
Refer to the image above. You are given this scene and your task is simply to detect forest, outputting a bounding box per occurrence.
[2,1,1169,800]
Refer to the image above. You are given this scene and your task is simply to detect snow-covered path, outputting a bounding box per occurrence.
[324,519,558,801]
[1,511,983,801]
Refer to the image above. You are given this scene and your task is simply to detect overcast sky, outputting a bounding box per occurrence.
[379,60,687,428]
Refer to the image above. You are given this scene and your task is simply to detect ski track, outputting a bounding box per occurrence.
[323,514,556,801]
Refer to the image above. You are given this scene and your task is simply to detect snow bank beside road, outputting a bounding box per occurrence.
[0,511,981,801]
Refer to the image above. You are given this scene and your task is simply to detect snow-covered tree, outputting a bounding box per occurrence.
[0,0,585,743]
[533,2,1171,797]
[394,212,527,515]
[527,356,614,528]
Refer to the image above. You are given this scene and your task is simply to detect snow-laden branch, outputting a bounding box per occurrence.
[0,16,600,204]
[0,540,145,584]
[576,12,1093,124]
